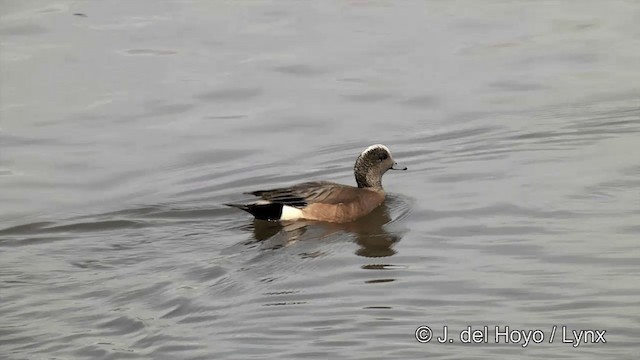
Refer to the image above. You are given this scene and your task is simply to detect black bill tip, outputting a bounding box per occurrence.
[391,162,407,170]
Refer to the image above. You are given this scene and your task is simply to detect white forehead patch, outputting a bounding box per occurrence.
[361,144,390,156]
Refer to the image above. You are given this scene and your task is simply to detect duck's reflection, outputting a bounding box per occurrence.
[250,202,401,258]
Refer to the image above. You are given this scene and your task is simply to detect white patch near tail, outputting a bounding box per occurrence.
[280,205,303,220]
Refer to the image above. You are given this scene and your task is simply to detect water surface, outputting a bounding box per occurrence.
[1,1,639,359]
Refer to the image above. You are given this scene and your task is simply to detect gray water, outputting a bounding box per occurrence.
[1,1,639,359]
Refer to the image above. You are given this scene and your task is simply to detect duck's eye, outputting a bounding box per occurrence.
[379,153,388,161]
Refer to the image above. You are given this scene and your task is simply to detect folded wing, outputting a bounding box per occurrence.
[247,181,360,207]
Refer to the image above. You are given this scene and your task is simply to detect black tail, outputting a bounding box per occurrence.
[225,203,283,221]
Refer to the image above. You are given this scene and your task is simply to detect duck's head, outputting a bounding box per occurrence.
[354,144,406,189]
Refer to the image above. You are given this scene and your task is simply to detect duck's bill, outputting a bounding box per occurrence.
[391,162,408,170]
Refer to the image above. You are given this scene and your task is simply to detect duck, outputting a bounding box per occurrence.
[225,144,406,223]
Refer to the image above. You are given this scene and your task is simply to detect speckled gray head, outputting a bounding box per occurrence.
[354,144,407,189]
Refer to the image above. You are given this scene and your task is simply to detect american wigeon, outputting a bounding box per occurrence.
[225,144,406,223]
